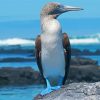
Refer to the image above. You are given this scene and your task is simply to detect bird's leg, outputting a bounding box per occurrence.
[40,78,53,95]
[51,76,63,90]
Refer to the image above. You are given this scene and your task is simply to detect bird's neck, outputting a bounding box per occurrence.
[41,15,55,26]
[41,16,62,35]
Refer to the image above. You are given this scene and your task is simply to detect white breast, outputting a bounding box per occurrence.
[42,18,62,35]
[41,19,65,78]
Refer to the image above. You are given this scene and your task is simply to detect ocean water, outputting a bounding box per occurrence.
[0,85,44,100]
[72,44,100,52]
[0,18,100,39]
[0,61,39,71]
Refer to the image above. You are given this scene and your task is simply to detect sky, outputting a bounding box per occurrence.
[0,0,100,39]
[0,0,100,21]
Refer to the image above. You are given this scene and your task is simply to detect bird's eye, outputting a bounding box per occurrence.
[57,5,60,8]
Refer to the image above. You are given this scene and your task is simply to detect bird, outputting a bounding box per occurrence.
[35,2,83,95]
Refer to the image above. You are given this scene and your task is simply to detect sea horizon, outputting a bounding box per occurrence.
[0,18,100,39]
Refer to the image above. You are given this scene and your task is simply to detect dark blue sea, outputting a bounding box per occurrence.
[0,85,44,100]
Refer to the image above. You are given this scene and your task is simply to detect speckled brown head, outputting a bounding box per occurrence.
[41,2,83,19]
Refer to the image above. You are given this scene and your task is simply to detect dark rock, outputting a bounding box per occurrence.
[95,49,100,55]
[68,65,100,82]
[83,49,93,55]
[0,57,35,62]
[71,57,98,65]
[71,48,82,55]
[72,48,100,56]
[0,44,35,54]
[0,67,44,86]
[34,82,100,100]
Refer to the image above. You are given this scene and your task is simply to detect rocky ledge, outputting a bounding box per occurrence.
[34,82,100,100]
[0,67,44,86]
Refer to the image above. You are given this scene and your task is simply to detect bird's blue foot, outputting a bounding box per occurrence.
[40,76,63,95]
[51,86,61,90]
[40,87,53,95]
[40,78,53,96]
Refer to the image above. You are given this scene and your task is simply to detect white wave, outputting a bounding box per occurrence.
[0,33,100,46]
[70,33,100,45]
[0,38,35,46]
[70,38,99,45]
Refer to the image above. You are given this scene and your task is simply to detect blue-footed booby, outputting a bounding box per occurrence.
[35,2,83,95]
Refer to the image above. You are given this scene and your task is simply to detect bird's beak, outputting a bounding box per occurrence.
[60,5,83,13]
[66,6,83,11]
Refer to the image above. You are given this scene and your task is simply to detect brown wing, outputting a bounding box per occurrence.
[35,35,45,79]
[62,33,71,84]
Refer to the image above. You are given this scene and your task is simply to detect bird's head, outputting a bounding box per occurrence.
[41,2,83,19]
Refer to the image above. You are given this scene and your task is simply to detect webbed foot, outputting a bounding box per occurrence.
[51,86,61,90]
[40,87,53,96]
